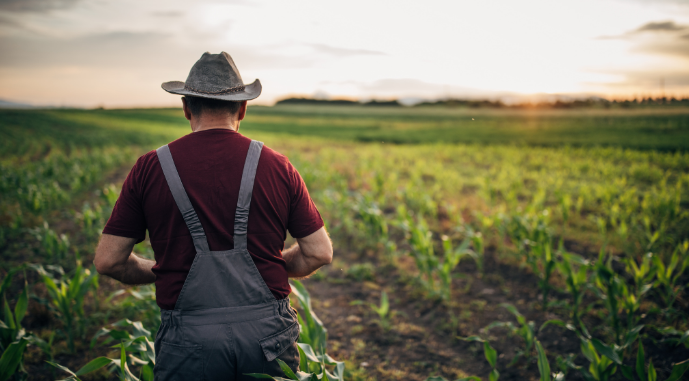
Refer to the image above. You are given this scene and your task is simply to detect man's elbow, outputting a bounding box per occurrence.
[94,255,114,276]
[320,242,333,266]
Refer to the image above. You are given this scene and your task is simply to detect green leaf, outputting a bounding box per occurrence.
[3,297,15,330]
[484,341,497,368]
[553,372,565,381]
[245,373,279,380]
[277,359,299,380]
[539,319,575,333]
[647,359,656,381]
[592,338,621,365]
[425,377,448,381]
[0,339,29,381]
[623,325,644,348]
[666,359,689,381]
[620,365,634,380]
[499,303,525,326]
[296,343,320,363]
[46,360,79,381]
[636,342,647,381]
[141,363,154,381]
[75,357,112,376]
[536,341,551,381]
[14,279,28,327]
[297,343,308,371]
[456,377,482,381]
[119,341,127,381]
[489,368,500,381]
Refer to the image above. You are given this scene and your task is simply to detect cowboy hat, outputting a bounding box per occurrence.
[161,52,261,101]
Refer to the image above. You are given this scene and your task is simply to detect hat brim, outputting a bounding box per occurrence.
[161,79,262,101]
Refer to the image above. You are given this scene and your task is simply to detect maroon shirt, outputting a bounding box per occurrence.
[103,129,324,310]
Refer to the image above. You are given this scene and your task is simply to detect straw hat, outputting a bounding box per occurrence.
[161,52,261,101]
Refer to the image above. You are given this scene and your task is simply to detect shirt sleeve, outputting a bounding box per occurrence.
[286,162,324,239]
[102,157,147,243]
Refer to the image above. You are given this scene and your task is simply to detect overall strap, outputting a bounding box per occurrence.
[156,145,210,253]
[234,140,264,250]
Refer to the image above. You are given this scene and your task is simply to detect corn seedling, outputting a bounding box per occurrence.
[439,234,471,301]
[358,290,392,332]
[593,253,624,344]
[289,280,344,378]
[28,222,70,262]
[459,336,500,381]
[557,251,589,326]
[619,341,689,381]
[535,340,565,381]
[463,226,485,276]
[50,319,156,381]
[652,240,688,311]
[0,267,31,381]
[484,303,535,366]
[31,262,98,353]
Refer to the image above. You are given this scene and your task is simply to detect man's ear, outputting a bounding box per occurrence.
[237,101,248,121]
[182,97,192,121]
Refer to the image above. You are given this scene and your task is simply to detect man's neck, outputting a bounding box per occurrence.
[190,115,240,133]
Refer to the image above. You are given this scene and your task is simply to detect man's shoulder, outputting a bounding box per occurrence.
[259,144,289,166]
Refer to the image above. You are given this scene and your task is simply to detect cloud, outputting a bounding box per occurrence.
[634,21,687,33]
[0,0,81,12]
[150,11,184,18]
[306,43,385,57]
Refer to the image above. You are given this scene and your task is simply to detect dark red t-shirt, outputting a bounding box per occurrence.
[102,129,324,310]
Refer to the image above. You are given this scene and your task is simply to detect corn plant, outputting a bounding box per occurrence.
[463,226,486,276]
[439,235,471,301]
[592,252,625,344]
[654,326,689,348]
[31,262,98,353]
[352,195,390,251]
[0,268,31,381]
[620,341,689,381]
[289,280,344,379]
[366,291,392,332]
[459,336,500,381]
[74,201,105,239]
[484,303,535,366]
[50,318,156,381]
[535,340,565,381]
[535,238,558,311]
[28,222,70,262]
[557,251,589,326]
[652,240,688,311]
[399,211,441,296]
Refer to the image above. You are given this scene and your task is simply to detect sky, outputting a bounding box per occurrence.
[1,0,689,107]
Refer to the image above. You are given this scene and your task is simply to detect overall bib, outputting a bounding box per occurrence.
[153,140,300,381]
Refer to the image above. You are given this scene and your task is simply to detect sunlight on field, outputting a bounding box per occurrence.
[1,107,688,380]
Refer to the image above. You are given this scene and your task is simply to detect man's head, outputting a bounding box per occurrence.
[181,96,248,132]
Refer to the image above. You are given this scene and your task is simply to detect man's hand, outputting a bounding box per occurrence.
[283,227,333,278]
[94,234,156,285]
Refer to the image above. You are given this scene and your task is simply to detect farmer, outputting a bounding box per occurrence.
[94,52,333,380]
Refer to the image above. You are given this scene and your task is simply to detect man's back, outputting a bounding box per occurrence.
[103,128,324,310]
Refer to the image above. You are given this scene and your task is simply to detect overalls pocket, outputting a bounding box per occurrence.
[154,341,203,381]
[259,322,300,373]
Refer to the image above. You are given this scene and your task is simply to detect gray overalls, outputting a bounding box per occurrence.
[153,140,300,380]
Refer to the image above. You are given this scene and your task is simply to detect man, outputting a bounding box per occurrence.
[94,52,333,380]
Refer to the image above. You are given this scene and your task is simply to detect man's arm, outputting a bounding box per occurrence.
[283,227,333,278]
[94,234,156,285]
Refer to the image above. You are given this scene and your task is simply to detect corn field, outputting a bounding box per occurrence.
[1,107,688,381]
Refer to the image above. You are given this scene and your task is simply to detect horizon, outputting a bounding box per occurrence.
[2,0,689,108]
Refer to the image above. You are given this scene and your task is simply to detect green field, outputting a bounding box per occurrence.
[1,106,688,381]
